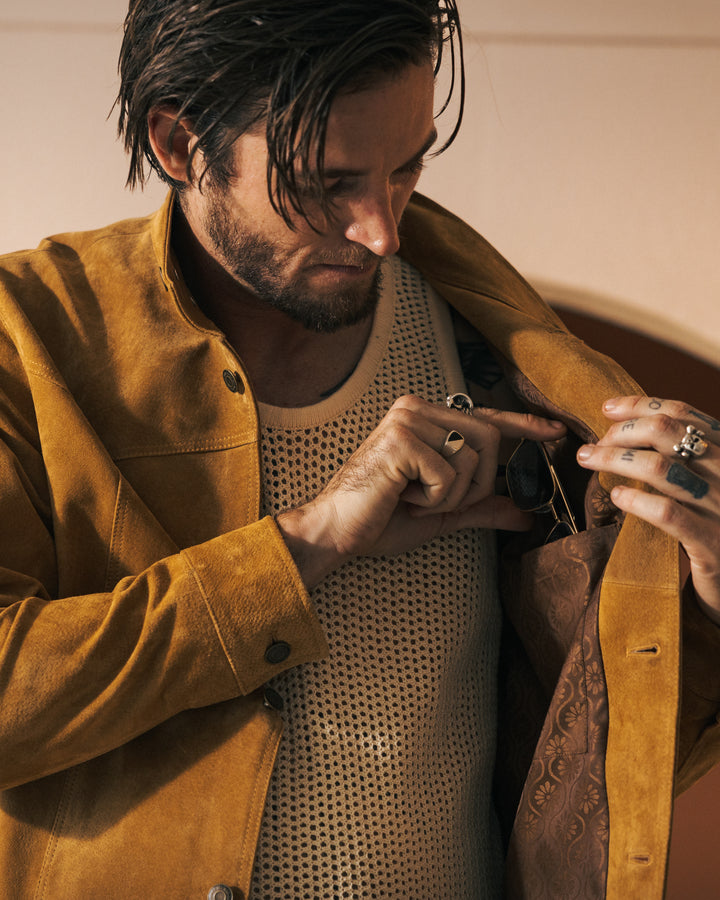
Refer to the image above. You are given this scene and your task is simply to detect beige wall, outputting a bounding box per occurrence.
[1,1,719,363]
[0,2,719,893]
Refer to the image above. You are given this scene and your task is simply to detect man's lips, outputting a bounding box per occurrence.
[317,263,371,274]
[310,257,379,278]
[310,249,378,269]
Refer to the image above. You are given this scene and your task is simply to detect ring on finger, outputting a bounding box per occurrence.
[441,430,465,458]
[446,392,474,416]
[673,425,709,460]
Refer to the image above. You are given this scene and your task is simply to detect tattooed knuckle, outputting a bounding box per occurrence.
[676,402,694,419]
[688,407,720,433]
[666,461,710,501]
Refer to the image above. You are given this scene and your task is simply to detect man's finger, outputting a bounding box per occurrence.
[470,406,566,441]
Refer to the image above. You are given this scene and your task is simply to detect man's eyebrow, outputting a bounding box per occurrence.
[322,127,438,179]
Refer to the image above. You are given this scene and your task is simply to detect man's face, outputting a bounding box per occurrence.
[184,62,436,332]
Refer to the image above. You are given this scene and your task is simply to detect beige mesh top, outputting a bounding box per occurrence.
[251,256,503,898]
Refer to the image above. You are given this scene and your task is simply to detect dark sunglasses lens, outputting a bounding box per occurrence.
[507,441,555,510]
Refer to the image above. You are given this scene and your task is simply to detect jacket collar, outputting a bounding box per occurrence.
[399,192,641,442]
[150,187,639,441]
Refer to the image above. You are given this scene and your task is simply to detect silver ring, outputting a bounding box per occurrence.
[673,425,709,460]
[441,430,465,458]
[446,392,474,416]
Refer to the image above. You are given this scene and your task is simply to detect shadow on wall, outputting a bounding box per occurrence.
[553,303,720,900]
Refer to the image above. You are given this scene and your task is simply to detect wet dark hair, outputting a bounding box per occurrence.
[116,0,464,224]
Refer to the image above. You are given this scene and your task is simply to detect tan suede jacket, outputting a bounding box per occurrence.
[0,193,718,899]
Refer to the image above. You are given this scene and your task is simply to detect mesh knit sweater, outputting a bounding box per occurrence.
[251,256,503,898]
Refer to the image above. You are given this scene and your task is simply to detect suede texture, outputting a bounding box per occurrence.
[0,191,716,897]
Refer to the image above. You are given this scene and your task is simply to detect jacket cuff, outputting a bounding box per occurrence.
[181,516,329,695]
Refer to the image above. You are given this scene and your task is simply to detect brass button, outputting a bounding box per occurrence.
[207,885,234,900]
[222,370,244,393]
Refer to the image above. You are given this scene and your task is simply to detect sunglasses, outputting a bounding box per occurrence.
[445,393,579,544]
[503,440,579,543]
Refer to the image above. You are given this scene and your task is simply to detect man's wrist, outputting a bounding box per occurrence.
[276,505,347,590]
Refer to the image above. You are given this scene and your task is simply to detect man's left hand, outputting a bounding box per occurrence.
[576,396,720,624]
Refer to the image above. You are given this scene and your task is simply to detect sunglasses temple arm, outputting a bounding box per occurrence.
[548,460,579,534]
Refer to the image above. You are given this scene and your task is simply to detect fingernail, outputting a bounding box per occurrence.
[577,445,593,461]
[603,399,619,411]
[548,419,565,429]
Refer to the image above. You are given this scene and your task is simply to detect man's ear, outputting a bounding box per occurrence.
[148,107,198,184]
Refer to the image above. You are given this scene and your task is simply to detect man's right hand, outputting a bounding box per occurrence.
[276,395,567,588]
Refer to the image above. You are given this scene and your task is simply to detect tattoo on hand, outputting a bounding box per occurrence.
[649,399,663,410]
[621,450,636,462]
[689,409,720,432]
[667,463,709,500]
[622,420,637,432]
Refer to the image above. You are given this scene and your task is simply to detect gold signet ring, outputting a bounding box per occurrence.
[441,430,465,458]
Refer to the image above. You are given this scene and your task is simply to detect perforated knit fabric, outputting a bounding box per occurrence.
[251,256,503,898]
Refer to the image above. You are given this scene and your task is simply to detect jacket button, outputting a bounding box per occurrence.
[263,686,285,711]
[207,886,234,900]
[222,369,244,393]
[265,641,291,664]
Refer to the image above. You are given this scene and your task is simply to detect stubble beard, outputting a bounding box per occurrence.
[203,191,382,334]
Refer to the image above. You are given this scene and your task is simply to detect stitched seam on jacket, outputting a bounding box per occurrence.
[33,768,79,900]
[182,558,246,694]
[104,476,126,592]
[24,362,256,459]
[113,435,258,459]
[237,722,283,891]
[23,366,255,456]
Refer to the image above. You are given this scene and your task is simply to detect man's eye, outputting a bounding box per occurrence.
[402,159,426,178]
[324,178,354,198]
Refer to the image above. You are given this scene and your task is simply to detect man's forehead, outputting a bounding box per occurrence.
[322,126,438,179]
[319,64,436,166]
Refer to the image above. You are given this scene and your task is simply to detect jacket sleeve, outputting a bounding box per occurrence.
[0,327,328,791]
[0,524,328,792]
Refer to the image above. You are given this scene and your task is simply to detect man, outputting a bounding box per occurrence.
[1,1,719,897]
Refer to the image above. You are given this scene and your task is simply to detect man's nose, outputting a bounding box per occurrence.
[343,187,401,257]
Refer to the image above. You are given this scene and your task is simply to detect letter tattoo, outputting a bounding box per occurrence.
[689,409,720,432]
[667,463,709,500]
[622,420,637,432]
[649,399,663,410]
[621,450,636,462]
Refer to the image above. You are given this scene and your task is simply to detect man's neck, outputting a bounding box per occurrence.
[170,205,374,408]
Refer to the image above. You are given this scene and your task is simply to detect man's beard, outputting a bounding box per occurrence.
[203,190,382,334]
